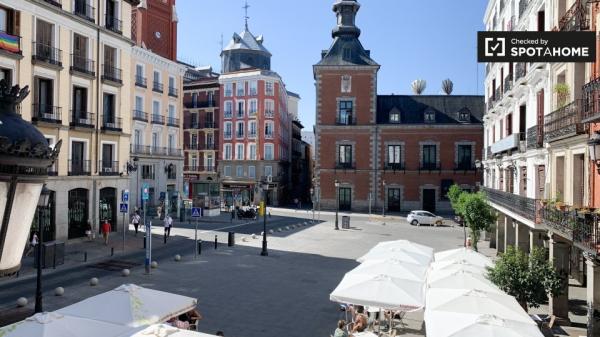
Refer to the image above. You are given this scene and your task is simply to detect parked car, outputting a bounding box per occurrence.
[407,210,444,226]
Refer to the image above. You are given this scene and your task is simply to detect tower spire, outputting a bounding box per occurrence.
[332,0,361,39]
[243,0,250,30]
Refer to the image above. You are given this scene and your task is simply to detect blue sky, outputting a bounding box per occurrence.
[177,0,488,129]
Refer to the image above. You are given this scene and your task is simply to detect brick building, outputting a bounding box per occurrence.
[314,0,484,213]
[132,0,178,61]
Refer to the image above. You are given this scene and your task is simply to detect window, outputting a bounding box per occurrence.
[458,109,470,122]
[422,144,437,169]
[265,100,274,117]
[168,105,175,119]
[249,99,258,115]
[169,76,175,89]
[142,165,155,179]
[152,132,159,148]
[457,145,473,169]
[206,154,214,170]
[341,75,352,93]
[338,145,352,167]
[224,101,233,118]
[134,130,141,147]
[236,165,244,177]
[264,165,273,177]
[224,122,232,139]
[223,144,232,160]
[152,100,160,117]
[191,134,197,148]
[265,121,274,138]
[264,144,274,160]
[192,93,198,107]
[168,134,175,150]
[237,100,245,118]
[236,82,245,96]
[338,100,354,125]
[225,83,233,97]
[236,121,245,138]
[387,145,402,169]
[102,93,115,123]
[424,110,435,123]
[135,96,143,111]
[206,133,214,147]
[248,143,257,160]
[236,144,244,160]
[249,81,258,95]
[248,166,256,178]
[506,113,512,135]
[0,68,11,85]
[343,47,352,60]
[73,34,89,70]
[389,111,400,123]
[135,64,143,78]
[249,121,257,138]
[265,82,274,96]
[190,113,198,128]
[224,165,232,177]
[167,164,177,180]
[208,91,214,106]
[190,155,198,169]
[153,71,160,85]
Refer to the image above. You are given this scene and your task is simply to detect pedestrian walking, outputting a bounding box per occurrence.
[163,214,173,243]
[85,220,93,241]
[131,211,141,236]
[25,232,39,257]
[101,219,111,245]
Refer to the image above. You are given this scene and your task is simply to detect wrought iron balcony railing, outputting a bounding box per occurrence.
[151,114,165,125]
[582,77,600,123]
[105,15,122,34]
[544,100,588,142]
[135,75,147,88]
[335,162,355,170]
[102,65,122,84]
[153,81,163,93]
[44,0,62,8]
[454,162,476,171]
[32,42,62,66]
[99,161,119,176]
[542,205,600,256]
[70,110,94,128]
[167,117,179,127]
[384,163,405,171]
[482,186,541,223]
[132,110,148,122]
[68,159,91,176]
[32,104,62,124]
[336,115,356,125]
[557,0,589,32]
[73,0,95,22]
[101,116,122,132]
[419,163,441,172]
[131,144,152,155]
[71,54,95,75]
[526,125,543,150]
[168,86,178,97]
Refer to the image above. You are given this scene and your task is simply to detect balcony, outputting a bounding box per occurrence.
[101,116,122,132]
[519,0,530,18]
[151,114,165,125]
[384,163,405,171]
[0,31,21,55]
[68,160,91,176]
[204,121,215,129]
[482,186,541,223]
[184,165,216,172]
[102,65,122,84]
[168,86,178,97]
[265,110,274,118]
[582,77,600,123]
[132,110,148,122]
[491,133,520,154]
[544,100,587,142]
[71,54,94,76]
[32,42,62,67]
[43,0,62,8]
[73,0,95,22]
[131,144,152,155]
[184,101,218,109]
[223,132,232,140]
[503,73,513,94]
[135,76,147,88]
[454,162,476,171]
[32,104,62,124]
[526,125,543,150]
[265,132,274,140]
[166,148,183,157]
[105,15,122,34]
[153,82,163,93]
[419,163,441,172]
[557,0,588,32]
[494,87,502,102]
[235,132,245,139]
[336,115,356,125]
[248,131,257,139]
[47,162,58,176]
[201,143,216,150]
[99,161,119,176]
[335,162,355,170]
[515,62,526,82]
[542,206,600,256]
[69,110,94,128]
[167,117,179,127]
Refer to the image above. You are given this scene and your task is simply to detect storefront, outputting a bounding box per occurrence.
[221,183,256,208]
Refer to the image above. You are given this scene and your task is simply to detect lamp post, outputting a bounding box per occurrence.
[127,157,139,210]
[382,180,386,217]
[261,181,269,256]
[35,185,51,313]
[334,179,339,230]
[588,132,600,174]
[0,80,61,278]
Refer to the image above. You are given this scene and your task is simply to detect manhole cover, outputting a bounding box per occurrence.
[87,260,140,271]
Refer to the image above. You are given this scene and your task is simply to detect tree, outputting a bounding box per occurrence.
[487,246,563,311]
[461,192,496,251]
[447,184,464,215]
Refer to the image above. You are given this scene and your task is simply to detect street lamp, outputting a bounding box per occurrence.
[0,80,61,277]
[334,179,339,230]
[588,132,600,174]
[35,185,51,313]
[261,181,269,256]
[475,159,482,169]
[382,180,386,217]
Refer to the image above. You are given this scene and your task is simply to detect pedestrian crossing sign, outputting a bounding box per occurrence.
[191,207,201,218]
[120,203,128,213]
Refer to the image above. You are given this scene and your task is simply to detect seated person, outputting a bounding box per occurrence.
[351,314,368,333]
[333,320,348,337]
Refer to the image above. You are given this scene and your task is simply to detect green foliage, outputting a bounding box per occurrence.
[554,83,571,108]
[487,246,564,311]
[447,185,464,215]
[461,192,496,251]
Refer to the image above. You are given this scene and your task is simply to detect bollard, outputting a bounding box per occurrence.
[143,233,147,249]
[53,243,57,269]
[84,251,88,262]
[214,235,218,249]
[111,247,114,256]
[197,240,202,255]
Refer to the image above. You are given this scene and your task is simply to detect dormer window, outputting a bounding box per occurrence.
[341,75,351,93]
[458,108,471,122]
[389,108,401,123]
[424,109,435,123]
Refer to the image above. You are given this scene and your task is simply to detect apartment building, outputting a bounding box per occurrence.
[483,0,599,333]
[0,0,138,241]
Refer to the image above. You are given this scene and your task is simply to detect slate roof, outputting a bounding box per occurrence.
[316,37,378,67]
[376,95,484,124]
[223,28,271,56]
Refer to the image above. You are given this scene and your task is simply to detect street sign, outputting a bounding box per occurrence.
[191,207,201,218]
[122,189,129,202]
[120,203,128,213]
[142,184,149,201]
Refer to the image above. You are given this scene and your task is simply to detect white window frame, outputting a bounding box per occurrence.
[248,143,257,160]
[236,81,245,96]
[223,144,232,160]
[236,143,244,160]
[224,83,233,97]
[224,122,233,139]
[264,143,274,160]
[224,101,233,118]
[236,121,245,139]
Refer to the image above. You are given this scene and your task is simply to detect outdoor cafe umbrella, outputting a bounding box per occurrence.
[433,248,493,268]
[350,258,428,282]
[57,284,198,328]
[430,259,489,275]
[330,273,425,311]
[357,247,432,266]
[0,312,137,337]
[368,240,434,260]
[123,324,219,337]
[425,313,542,337]
[427,270,504,294]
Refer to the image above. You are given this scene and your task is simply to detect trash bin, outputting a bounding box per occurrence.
[228,232,235,247]
[342,216,350,229]
[34,241,65,268]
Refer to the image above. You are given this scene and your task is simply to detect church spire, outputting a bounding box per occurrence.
[332,0,361,39]
[243,0,250,30]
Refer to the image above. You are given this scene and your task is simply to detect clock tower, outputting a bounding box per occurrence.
[132,0,178,61]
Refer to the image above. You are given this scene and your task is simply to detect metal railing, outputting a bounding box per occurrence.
[335,162,355,170]
[419,163,441,171]
[131,144,152,155]
[265,110,274,118]
[515,62,526,81]
[184,101,217,109]
[582,77,600,123]
[153,81,163,93]
[168,86,178,97]
[482,186,541,223]
[235,131,245,139]
[167,117,179,127]
[336,115,356,125]
[503,73,513,94]
[69,110,94,128]
[102,65,122,83]
[105,15,122,34]
[202,143,216,150]
[48,162,58,176]
[204,121,215,128]
[544,100,587,142]
[32,42,62,66]
[132,110,148,122]
[151,114,165,125]
[0,31,21,54]
[541,205,600,255]
[135,76,147,87]
[385,163,405,171]
[71,54,94,75]
[557,0,588,31]
[44,0,62,8]
[526,125,543,150]
[68,159,91,176]
[32,104,62,123]
[519,0,530,18]
[265,132,274,139]
[184,165,216,172]
[73,0,95,21]
[101,116,122,131]
[454,162,476,171]
[223,132,232,140]
[98,161,119,176]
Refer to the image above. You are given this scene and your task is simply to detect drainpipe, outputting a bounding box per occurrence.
[92,4,102,232]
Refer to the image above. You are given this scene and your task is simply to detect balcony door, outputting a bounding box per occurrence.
[102,144,114,173]
[36,19,53,49]
[73,33,88,69]
[72,141,85,173]
[387,188,401,212]
[35,77,53,115]
[103,93,115,123]
[73,86,87,120]
[339,187,351,211]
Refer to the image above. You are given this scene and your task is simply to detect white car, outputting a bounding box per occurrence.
[407,210,444,226]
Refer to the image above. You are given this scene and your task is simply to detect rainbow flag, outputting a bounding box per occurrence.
[0,31,20,53]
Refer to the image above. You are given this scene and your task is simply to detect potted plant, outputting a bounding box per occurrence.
[554,83,571,108]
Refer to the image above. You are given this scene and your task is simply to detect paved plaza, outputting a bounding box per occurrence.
[0,209,588,337]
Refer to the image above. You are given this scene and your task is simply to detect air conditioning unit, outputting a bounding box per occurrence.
[267,175,273,183]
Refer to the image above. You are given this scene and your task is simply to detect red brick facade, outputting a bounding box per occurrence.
[132,0,178,61]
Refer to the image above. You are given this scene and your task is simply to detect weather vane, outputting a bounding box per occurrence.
[243,0,250,29]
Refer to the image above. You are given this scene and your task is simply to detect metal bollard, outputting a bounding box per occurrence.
[84,251,88,262]
[197,240,202,255]
[143,233,147,249]
[214,235,218,249]
[111,247,114,256]
[53,243,57,269]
